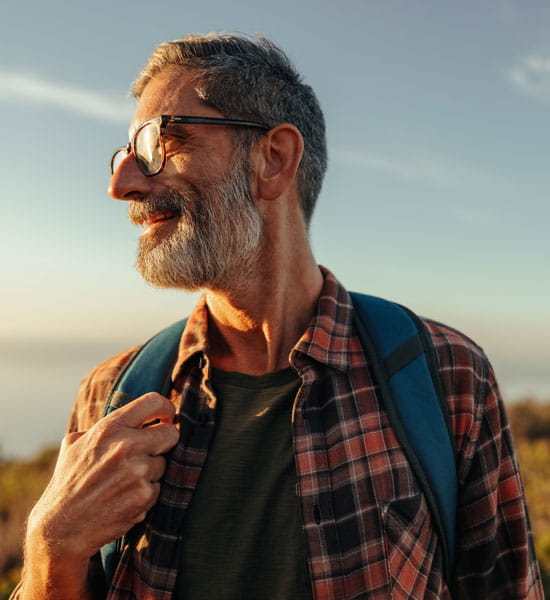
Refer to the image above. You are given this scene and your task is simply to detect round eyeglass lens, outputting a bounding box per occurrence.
[111,148,128,174]
[135,120,163,175]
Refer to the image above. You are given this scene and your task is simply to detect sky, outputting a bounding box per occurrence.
[1,0,549,457]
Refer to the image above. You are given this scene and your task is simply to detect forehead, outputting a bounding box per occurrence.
[130,67,221,135]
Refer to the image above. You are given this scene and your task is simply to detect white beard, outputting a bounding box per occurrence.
[129,160,263,291]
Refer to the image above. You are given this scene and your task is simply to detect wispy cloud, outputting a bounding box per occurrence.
[0,69,133,122]
[331,147,503,224]
[332,148,461,187]
[507,55,550,103]
[331,146,511,195]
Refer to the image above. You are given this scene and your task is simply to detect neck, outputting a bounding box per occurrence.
[203,217,323,375]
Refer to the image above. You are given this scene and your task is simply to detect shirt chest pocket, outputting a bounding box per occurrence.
[381,493,447,599]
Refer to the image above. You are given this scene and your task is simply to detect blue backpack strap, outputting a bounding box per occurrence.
[349,292,457,580]
[102,318,188,416]
[99,317,188,586]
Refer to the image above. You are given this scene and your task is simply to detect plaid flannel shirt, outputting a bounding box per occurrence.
[21,268,543,599]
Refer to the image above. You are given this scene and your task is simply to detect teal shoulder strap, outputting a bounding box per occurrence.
[103,318,188,416]
[99,317,188,586]
[349,292,457,580]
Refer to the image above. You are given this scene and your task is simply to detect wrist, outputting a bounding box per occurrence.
[22,516,93,599]
[26,501,92,564]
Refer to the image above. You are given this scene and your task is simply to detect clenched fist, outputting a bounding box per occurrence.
[19,393,179,599]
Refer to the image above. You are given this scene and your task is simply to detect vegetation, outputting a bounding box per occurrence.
[508,396,550,440]
[509,398,550,595]
[0,447,58,599]
[0,398,549,598]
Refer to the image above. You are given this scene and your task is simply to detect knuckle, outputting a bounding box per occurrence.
[93,419,118,444]
[132,511,148,525]
[151,457,167,481]
[148,425,179,456]
[108,439,133,462]
[151,393,176,416]
[136,478,151,497]
[99,437,138,470]
[135,480,159,507]
[142,391,166,407]
[148,482,161,507]
[128,461,149,481]
[160,424,180,447]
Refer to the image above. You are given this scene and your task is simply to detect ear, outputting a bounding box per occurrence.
[253,123,304,201]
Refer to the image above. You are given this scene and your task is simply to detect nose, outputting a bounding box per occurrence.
[108,152,154,201]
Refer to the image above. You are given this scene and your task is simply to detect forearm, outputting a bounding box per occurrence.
[15,564,95,600]
[11,393,179,600]
[14,526,96,600]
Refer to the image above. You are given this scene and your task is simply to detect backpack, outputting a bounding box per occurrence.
[100,293,457,586]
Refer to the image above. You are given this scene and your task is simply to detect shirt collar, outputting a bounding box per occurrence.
[290,266,354,373]
[170,295,210,382]
[170,266,355,381]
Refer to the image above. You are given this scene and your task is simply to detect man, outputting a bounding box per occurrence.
[14,33,543,599]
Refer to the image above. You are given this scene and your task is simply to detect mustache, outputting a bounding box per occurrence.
[128,191,185,225]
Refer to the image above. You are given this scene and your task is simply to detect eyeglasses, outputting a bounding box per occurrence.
[110,114,270,177]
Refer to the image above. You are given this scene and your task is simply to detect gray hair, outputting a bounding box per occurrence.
[133,33,327,226]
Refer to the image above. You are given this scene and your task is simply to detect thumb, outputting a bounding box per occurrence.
[108,392,176,430]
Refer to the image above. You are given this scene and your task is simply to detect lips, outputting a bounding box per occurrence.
[143,211,178,226]
[128,195,184,232]
[137,210,179,234]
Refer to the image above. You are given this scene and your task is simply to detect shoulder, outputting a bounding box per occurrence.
[422,319,492,389]
[420,317,498,457]
[422,317,490,381]
[67,345,142,432]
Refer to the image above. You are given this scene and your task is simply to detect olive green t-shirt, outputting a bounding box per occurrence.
[174,367,312,600]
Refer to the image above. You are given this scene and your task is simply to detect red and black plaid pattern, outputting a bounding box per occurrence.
[30,268,542,599]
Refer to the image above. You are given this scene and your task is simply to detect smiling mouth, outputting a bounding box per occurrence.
[139,210,179,234]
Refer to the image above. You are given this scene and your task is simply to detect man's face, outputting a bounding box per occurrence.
[108,67,263,290]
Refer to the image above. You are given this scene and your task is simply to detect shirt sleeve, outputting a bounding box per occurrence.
[450,355,543,598]
[66,346,141,433]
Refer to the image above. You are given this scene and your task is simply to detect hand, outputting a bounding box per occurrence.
[27,393,179,562]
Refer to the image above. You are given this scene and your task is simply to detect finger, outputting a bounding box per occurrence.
[148,481,161,508]
[147,455,168,482]
[134,482,161,521]
[131,421,180,456]
[107,393,176,430]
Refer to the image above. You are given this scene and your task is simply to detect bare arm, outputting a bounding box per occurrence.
[13,393,179,599]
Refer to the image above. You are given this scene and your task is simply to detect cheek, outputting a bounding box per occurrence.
[163,150,191,175]
[163,137,236,187]
[162,154,210,187]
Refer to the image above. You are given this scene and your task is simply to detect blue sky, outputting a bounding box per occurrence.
[1,0,549,456]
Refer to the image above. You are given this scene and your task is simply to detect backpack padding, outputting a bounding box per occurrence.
[350,292,456,578]
[103,318,188,417]
[100,318,188,585]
